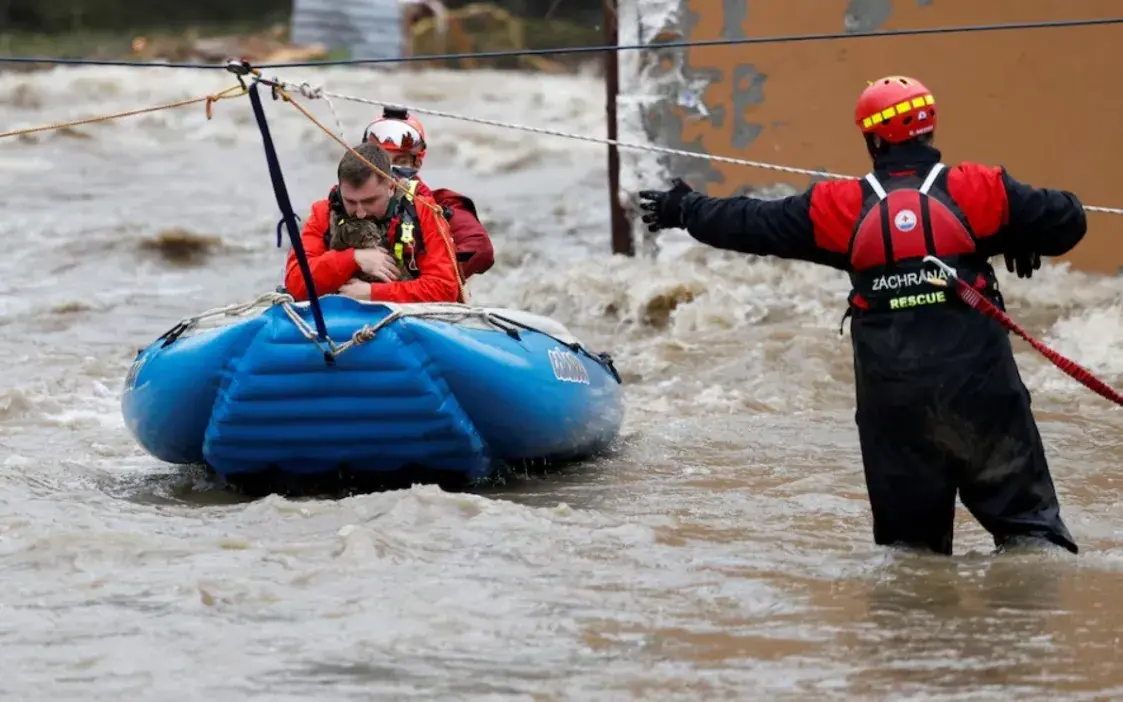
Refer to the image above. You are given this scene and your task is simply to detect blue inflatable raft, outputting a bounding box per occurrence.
[121,293,624,488]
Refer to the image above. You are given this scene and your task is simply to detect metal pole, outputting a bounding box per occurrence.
[603,0,633,256]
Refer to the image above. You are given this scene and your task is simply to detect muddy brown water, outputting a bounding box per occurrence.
[1,66,1122,700]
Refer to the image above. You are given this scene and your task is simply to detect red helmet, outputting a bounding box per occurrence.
[855,76,936,143]
[363,107,428,166]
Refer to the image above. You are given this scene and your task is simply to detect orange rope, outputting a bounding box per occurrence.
[271,86,468,304]
[0,84,247,140]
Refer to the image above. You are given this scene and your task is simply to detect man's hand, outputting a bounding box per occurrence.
[354,248,401,282]
[1004,250,1042,279]
[339,279,372,300]
[638,178,694,232]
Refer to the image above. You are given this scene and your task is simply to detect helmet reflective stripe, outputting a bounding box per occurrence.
[363,119,426,154]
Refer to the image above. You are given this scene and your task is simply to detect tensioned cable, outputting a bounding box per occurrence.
[0,17,1119,70]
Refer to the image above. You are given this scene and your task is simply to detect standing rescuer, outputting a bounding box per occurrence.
[638,75,1088,556]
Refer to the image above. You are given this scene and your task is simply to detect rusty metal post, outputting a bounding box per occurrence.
[603,0,633,256]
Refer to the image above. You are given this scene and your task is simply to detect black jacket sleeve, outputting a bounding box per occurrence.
[678,187,848,269]
[999,171,1087,257]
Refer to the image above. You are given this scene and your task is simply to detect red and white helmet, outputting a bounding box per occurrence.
[855,75,937,144]
[362,107,428,167]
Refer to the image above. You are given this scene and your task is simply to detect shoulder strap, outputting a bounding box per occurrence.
[919,163,945,194]
[863,172,888,201]
[863,162,946,200]
[392,188,425,257]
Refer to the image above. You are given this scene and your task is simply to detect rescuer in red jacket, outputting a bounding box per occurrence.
[638,75,1088,556]
[363,107,495,280]
[283,142,463,304]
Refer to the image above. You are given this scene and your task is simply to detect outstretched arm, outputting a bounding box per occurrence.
[945,163,1087,277]
[1001,171,1086,256]
[681,189,824,260]
[640,179,856,270]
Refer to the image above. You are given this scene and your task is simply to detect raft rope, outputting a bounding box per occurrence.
[924,256,1123,408]
[258,75,1123,216]
[161,291,619,381]
[158,291,444,356]
[157,291,365,357]
[157,291,426,357]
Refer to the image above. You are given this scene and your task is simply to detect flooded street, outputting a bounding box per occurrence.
[2,64,1123,700]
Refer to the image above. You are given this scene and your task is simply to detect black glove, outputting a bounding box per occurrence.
[638,178,694,232]
[1004,249,1041,279]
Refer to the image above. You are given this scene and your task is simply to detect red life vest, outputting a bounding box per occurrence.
[324,180,427,280]
[846,162,999,313]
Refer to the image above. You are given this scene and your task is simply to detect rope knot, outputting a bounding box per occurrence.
[297,82,324,100]
[353,326,376,344]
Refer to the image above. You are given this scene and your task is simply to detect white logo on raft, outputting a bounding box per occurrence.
[871,268,949,291]
[548,347,590,385]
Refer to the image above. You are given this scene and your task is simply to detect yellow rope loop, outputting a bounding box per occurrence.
[274,87,468,303]
[205,84,250,120]
[0,83,248,141]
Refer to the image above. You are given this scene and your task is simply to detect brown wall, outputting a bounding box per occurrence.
[664,0,1123,274]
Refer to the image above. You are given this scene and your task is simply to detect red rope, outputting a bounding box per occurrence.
[950,279,1123,407]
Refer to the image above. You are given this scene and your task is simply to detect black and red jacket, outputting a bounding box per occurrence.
[677,143,1086,314]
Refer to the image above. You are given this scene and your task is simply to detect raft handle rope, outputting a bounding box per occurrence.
[328,303,618,379]
[484,311,623,383]
[924,256,1123,408]
[153,291,294,342]
[159,292,618,380]
[327,303,621,381]
[152,291,398,358]
[263,77,1123,216]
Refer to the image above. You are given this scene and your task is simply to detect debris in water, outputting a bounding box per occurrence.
[138,227,222,266]
[55,126,92,140]
[15,125,92,144]
[49,301,95,315]
[642,283,700,327]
